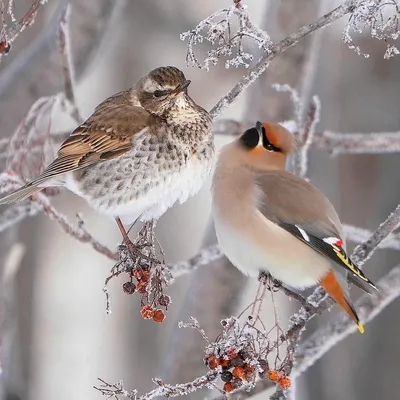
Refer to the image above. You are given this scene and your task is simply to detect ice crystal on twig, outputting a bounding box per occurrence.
[344,0,400,58]
[104,222,172,322]
[180,0,272,70]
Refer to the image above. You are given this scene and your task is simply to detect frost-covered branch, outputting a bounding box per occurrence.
[209,2,356,119]
[94,372,219,400]
[0,0,51,59]
[223,264,400,400]
[58,4,82,124]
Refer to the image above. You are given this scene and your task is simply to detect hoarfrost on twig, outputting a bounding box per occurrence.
[343,0,400,58]
[181,1,272,70]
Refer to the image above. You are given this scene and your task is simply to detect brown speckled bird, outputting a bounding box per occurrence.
[0,66,214,235]
[212,121,377,333]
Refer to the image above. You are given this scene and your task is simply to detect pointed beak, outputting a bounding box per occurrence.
[171,79,191,95]
[256,121,264,136]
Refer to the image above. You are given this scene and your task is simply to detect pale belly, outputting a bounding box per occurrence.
[213,211,330,289]
[66,155,214,224]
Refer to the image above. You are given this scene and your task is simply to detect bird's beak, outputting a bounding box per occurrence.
[171,79,191,95]
[255,121,264,137]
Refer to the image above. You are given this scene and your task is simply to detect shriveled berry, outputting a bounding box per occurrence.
[220,370,233,383]
[233,366,247,381]
[227,349,238,359]
[231,356,245,367]
[152,309,165,323]
[223,382,234,393]
[140,305,154,319]
[220,359,231,369]
[268,370,280,382]
[207,355,219,369]
[279,376,291,390]
[159,294,171,307]
[137,280,148,293]
[122,281,136,294]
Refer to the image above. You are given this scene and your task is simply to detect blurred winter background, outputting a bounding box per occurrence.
[0,0,399,400]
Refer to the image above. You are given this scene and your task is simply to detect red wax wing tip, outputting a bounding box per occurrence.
[335,239,343,247]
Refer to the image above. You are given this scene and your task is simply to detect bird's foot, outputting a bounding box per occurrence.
[258,271,281,292]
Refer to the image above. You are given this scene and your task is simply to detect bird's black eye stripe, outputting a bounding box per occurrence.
[261,126,282,152]
[240,127,259,149]
[153,89,168,97]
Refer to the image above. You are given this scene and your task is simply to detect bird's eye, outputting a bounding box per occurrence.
[240,127,259,150]
[261,126,282,152]
[153,89,167,98]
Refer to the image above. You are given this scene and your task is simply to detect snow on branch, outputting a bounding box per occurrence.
[224,264,400,400]
[208,2,356,119]
[180,0,272,70]
[343,0,400,58]
[0,0,51,59]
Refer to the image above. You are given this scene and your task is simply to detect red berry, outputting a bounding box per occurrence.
[137,280,148,293]
[220,359,231,369]
[233,366,247,381]
[279,376,291,390]
[140,305,154,319]
[223,382,234,393]
[207,355,219,369]
[152,309,165,323]
[122,281,136,294]
[268,370,280,382]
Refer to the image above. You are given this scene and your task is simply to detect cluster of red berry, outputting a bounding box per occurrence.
[122,265,170,323]
[205,350,291,393]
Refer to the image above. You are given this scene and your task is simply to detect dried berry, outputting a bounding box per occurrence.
[279,376,291,390]
[268,370,280,382]
[233,366,247,381]
[207,355,219,369]
[152,309,165,323]
[133,269,144,280]
[159,294,171,307]
[140,305,154,319]
[231,356,245,367]
[220,359,231,369]
[137,280,148,293]
[220,370,233,383]
[122,281,136,294]
[223,382,234,393]
[227,349,238,359]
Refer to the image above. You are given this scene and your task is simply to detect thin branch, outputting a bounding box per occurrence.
[94,372,218,400]
[0,0,50,59]
[58,4,82,123]
[313,130,400,156]
[32,192,118,261]
[209,2,356,119]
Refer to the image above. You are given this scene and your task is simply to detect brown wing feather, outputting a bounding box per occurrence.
[256,170,343,239]
[29,92,149,186]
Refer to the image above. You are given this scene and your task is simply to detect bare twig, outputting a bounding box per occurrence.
[58,4,82,124]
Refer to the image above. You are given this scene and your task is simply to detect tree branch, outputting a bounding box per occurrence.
[209,2,356,119]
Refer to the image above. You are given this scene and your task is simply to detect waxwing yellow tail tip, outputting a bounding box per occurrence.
[357,322,365,334]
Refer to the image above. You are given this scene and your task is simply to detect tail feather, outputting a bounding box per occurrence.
[320,269,364,334]
[0,185,42,204]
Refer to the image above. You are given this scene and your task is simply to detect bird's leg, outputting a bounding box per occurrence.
[258,271,281,292]
[115,217,145,256]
